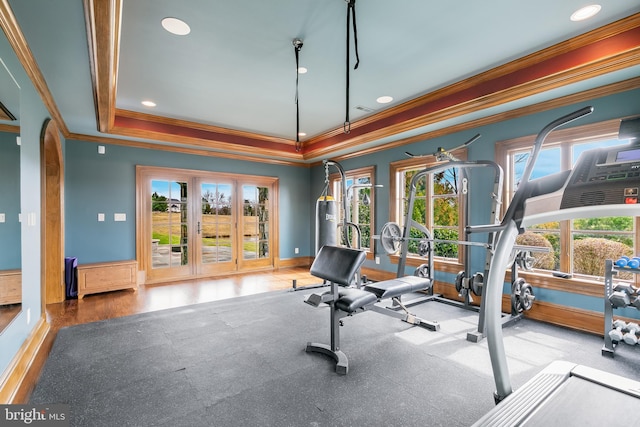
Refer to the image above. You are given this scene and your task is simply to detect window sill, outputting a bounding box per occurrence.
[388,254,605,298]
[514,270,604,298]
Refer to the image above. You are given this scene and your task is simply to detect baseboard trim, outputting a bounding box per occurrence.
[278,257,312,269]
[0,316,51,403]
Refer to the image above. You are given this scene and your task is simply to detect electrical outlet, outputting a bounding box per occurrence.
[0,213,5,223]
[98,213,105,222]
[375,256,380,265]
[294,247,299,254]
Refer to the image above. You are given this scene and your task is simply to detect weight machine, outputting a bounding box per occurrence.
[376,135,538,341]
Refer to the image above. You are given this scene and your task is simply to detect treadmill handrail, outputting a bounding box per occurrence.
[484,106,594,402]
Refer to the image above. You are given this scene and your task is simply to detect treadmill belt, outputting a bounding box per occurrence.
[523,376,640,426]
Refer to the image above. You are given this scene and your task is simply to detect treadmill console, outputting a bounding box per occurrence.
[560,144,640,209]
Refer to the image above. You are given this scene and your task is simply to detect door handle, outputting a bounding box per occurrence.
[197,221,201,234]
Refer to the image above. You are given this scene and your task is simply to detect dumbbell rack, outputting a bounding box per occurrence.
[602,259,639,357]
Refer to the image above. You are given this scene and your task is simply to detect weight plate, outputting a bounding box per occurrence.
[520,283,534,311]
[418,240,430,257]
[455,271,465,293]
[380,222,402,254]
[511,278,526,313]
[415,263,430,279]
[470,272,484,296]
[522,251,534,270]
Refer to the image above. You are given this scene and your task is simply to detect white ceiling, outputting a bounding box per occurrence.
[4,0,640,161]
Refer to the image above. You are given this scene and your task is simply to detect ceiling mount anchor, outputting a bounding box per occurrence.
[293,38,304,152]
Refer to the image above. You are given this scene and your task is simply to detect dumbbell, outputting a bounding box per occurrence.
[609,291,631,308]
[623,322,640,346]
[615,256,640,268]
[609,283,636,308]
[609,319,627,342]
[630,295,640,310]
[615,256,630,268]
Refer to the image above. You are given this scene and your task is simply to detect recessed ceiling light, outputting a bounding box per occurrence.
[161,17,191,35]
[376,96,393,104]
[570,5,601,22]
[141,100,156,107]
[297,67,308,74]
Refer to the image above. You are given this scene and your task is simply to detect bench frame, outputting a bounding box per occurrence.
[305,245,436,374]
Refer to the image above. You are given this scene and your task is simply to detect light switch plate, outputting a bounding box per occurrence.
[114,213,126,222]
[98,213,105,222]
[0,213,5,223]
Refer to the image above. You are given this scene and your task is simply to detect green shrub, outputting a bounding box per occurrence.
[573,238,632,277]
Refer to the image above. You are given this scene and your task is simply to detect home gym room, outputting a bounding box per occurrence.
[1,1,640,425]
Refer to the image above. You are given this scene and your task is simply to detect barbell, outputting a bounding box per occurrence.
[375,221,489,256]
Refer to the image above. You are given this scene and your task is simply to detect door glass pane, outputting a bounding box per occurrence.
[242,185,269,260]
[151,180,189,268]
[201,182,233,264]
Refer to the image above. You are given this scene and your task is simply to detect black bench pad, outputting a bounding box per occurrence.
[310,245,367,287]
[335,289,378,313]
[363,276,431,299]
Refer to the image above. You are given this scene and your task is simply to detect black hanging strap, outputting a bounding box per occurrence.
[293,39,303,152]
[344,0,359,134]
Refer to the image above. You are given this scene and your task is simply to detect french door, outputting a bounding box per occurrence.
[137,167,277,284]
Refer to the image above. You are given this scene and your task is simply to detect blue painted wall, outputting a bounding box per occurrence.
[0,130,21,270]
[64,141,312,264]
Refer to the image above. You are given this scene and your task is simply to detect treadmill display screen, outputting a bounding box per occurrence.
[615,148,640,163]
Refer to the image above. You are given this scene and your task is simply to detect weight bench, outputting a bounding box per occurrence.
[305,245,437,374]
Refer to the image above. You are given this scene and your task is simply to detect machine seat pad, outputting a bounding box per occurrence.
[310,245,367,287]
[363,276,431,300]
[335,288,378,313]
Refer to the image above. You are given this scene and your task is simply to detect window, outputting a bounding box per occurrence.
[496,118,638,285]
[389,150,467,270]
[330,166,376,254]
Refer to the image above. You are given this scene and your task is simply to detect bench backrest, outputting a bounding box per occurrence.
[310,245,366,286]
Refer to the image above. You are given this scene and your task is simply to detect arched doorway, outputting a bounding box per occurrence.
[41,119,64,305]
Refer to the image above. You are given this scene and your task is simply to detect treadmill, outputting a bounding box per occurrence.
[471,109,640,426]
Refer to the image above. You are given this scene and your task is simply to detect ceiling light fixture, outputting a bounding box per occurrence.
[298,132,307,137]
[297,67,308,74]
[141,100,156,107]
[570,5,601,22]
[376,96,393,104]
[161,17,191,35]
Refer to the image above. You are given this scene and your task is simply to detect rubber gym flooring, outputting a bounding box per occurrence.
[31,289,640,426]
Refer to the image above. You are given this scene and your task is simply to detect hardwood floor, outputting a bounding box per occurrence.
[45,267,318,332]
